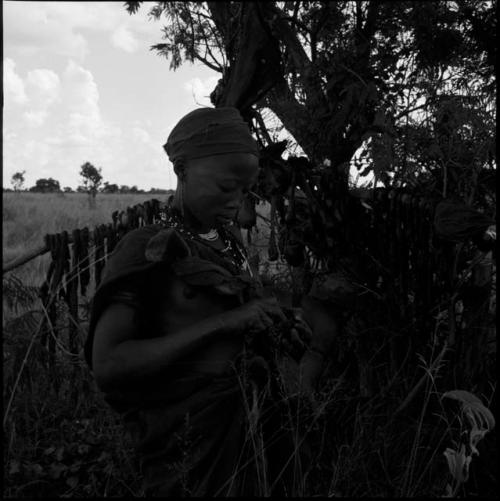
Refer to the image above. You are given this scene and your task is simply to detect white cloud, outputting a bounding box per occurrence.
[183,76,220,106]
[58,60,121,143]
[21,68,61,126]
[3,2,89,62]
[132,127,152,144]
[4,59,124,188]
[2,2,219,191]
[26,68,60,105]
[111,25,139,53]
[23,110,48,127]
[4,2,164,63]
[3,58,28,104]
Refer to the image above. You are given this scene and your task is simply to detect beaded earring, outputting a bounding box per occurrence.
[179,179,185,219]
[176,161,186,219]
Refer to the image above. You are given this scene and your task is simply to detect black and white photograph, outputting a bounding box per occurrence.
[3,1,496,497]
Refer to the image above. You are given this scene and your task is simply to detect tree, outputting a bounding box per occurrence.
[123,0,496,300]
[29,178,61,193]
[63,186,73,193]
[125,1,495,198]
[149,187,171,194]
[11,171,26,191]
[119,185,131,194]
[101,181,120,194]
[79,161,103,208]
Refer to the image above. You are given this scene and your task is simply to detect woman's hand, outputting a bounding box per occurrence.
[221,297,287,335]
[282,308,313,354]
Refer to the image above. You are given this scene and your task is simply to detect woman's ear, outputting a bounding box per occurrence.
[173,158,187,180]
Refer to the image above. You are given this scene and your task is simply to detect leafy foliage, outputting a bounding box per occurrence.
[29,178,61,193]
[79,162,103,197]
[3,274,40,314]
[125,1,495,182]
[101,181,120,194]
[11,171,26,191]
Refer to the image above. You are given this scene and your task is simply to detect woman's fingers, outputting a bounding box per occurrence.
[257,310,274,329]
[259,300,287,322]
[289,328,305,351]
[293,319,312,343]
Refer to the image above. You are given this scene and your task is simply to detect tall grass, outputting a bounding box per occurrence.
[3,192,496,497]
[3,192,161,288]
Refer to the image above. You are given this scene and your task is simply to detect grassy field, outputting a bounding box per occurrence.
[3,192,167,287]
[3,192,496,497]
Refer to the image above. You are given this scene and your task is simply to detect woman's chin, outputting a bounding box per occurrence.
[215,215,234,226]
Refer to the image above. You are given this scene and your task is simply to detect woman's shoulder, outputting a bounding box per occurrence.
[110,225,162,262]
[99,225,163,287]
[118,225,163,247]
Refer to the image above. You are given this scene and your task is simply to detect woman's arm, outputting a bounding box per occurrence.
[92,303,226,391]
[297,294,339,391]
[92,296,286,392]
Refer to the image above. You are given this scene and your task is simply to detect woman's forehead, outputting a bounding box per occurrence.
[190,153,259,181]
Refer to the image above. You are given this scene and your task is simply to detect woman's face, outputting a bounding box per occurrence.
[182,152,259,230]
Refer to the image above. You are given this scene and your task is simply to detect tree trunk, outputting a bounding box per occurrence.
[208,2,282,115]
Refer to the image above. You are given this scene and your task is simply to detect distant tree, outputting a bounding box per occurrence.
[129,185,139,193]
[29,178,61,193]
[76,185,87,193]
[149,187,171,194]
[101,181,120,194]
[63,186,73,193]
[11,171,26,192]
[119,185,131,194]
[79,162,103,208]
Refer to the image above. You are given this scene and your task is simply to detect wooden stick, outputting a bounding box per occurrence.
[3,243,50,274]
[3,197,163,275]
[2,229,101,275]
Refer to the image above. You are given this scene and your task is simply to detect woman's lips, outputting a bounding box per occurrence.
[215,214,234,225]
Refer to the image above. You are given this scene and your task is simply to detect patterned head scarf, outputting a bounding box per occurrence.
[164,107,259,163]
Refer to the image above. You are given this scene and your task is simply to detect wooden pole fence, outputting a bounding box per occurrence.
[3,198,163,276]
[3,229,102,275]
[3,243,50,275]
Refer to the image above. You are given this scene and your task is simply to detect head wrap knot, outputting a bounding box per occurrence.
[164,107,259,163]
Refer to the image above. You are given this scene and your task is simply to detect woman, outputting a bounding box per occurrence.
[84,107,335,496]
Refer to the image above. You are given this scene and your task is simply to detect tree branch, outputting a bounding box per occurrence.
[193,52,223,73]
[253,109,274,146]
[456,0,496,71]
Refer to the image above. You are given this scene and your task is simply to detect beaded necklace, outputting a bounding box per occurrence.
[156,204,253,277]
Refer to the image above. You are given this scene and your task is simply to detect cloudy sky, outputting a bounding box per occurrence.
[3,1,221,191]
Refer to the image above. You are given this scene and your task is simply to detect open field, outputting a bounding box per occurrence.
[3,192,168,287]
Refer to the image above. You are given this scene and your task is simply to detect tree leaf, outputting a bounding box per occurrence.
[49,463,67,480]
[9,460,20,475]
[66,476,79,489]
[442,390,495,430]
[55,446,65,462]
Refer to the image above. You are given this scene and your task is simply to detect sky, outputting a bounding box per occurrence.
[3,1,221,191]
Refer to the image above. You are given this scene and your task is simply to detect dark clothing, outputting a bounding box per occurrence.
[84,214,260,369]
[163,106,259,162]
[84,212,306,496]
